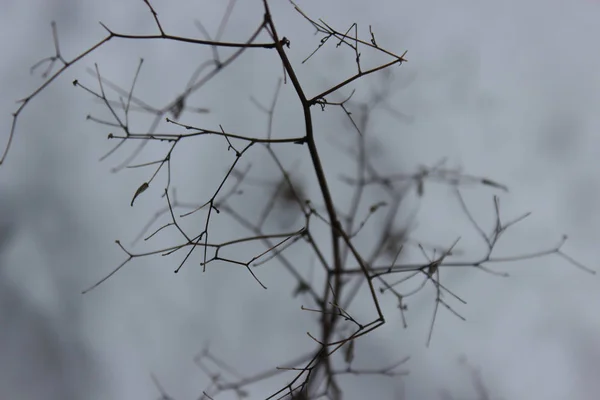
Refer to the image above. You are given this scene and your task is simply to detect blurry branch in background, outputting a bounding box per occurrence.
[5,0,595,399]
[438,356,499,400]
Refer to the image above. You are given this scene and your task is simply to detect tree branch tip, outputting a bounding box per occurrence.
[98,21,112,33]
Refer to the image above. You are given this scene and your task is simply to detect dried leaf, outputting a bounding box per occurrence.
[481,178,508,192]
[170,96,185,120]
[417,179,424,197]
[344,339,355,364]
[131,182,149,207]
[293,282,310,297]
[428,261,439,276]
[369,201,387,214]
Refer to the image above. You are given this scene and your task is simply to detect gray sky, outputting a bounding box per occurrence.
[1,0,600,399]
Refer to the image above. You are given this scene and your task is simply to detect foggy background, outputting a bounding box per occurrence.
[1,0,600,399]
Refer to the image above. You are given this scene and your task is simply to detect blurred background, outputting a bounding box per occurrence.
[1,0,600,399]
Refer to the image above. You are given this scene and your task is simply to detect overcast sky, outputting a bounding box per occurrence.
[2,0,600,399]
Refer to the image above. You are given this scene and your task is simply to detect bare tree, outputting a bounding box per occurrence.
[2,1,593,399]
